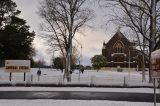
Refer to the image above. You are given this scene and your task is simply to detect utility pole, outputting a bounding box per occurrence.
[148,0,156,83]
[151,1,157,105]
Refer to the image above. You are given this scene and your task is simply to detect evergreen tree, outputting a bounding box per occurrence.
[53,57,64,72]
[0,0,35,65]
[91,55,107,71]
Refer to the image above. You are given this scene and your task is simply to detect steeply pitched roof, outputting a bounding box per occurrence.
[105,31,131,46]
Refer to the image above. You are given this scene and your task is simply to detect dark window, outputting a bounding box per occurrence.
[114,57,118,62]
[114,43,124,53]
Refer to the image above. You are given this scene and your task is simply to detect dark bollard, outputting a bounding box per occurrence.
[9,72,12,81]
[24,72,26,81]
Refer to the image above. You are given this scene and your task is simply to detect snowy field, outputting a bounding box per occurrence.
[0,87,157,93]
[0,68,159,106]
[0,100,159,106]
[0,68,154,87]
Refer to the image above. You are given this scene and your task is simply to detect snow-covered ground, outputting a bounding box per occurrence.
[0,68,153,87]
[0,100,159,106]
[0,68,159,106]
[0,87,157,93]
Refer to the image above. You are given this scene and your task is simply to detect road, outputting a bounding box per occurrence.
[0,91,159,102]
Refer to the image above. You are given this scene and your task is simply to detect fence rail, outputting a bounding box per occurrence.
[0,74,153,87]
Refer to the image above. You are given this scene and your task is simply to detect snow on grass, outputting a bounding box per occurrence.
[0,68,158,106]
[0,68,153,87]
[0,87,158,94]
[0,100,158,106]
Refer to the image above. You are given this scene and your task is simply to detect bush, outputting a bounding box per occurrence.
[117,66,123,72]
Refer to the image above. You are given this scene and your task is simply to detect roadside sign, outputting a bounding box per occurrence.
[151,49,160,78]
[5,60,30,72]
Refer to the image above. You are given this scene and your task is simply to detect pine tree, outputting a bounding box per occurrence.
[0,0,35,65]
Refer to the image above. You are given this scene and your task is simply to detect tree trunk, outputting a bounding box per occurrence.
[64,38,72,82]
[67,49,71,82]
[64,51,71,82]
[142,38,146,82]
[149,0,156,82]
[142,54,146,82]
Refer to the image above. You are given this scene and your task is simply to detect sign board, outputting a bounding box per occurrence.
[5,60,30,72]
[151,49,160,78]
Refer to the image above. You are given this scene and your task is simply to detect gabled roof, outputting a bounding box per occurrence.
[105,31,131,46]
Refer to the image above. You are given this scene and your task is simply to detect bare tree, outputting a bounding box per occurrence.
[100,0,160,82]
[38,0,94,81]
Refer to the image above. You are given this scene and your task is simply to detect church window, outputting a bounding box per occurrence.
[113,41,124,53]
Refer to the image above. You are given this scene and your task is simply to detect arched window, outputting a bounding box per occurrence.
[113,41,124,53]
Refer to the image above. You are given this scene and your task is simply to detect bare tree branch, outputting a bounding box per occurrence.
[38,0,94,82]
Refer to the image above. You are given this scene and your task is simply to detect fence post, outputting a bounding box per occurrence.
[9,72,12,81]
[31,74,33,82]
[90,76,95,86]
[123,76,127,87]
[24,72,26,81]
[58,75,63,86]
[154,78,156,106]
[26,74,31,87]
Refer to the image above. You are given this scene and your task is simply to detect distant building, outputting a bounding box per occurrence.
[102,30,140,68]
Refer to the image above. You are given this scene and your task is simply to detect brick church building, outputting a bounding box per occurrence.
[102,30,141,68]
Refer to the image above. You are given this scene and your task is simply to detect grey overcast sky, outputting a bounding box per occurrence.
[12,0,117,66]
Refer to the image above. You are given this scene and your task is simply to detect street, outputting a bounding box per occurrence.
[0,91,159,102]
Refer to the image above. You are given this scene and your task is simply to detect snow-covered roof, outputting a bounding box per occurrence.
[151,49,160,59]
